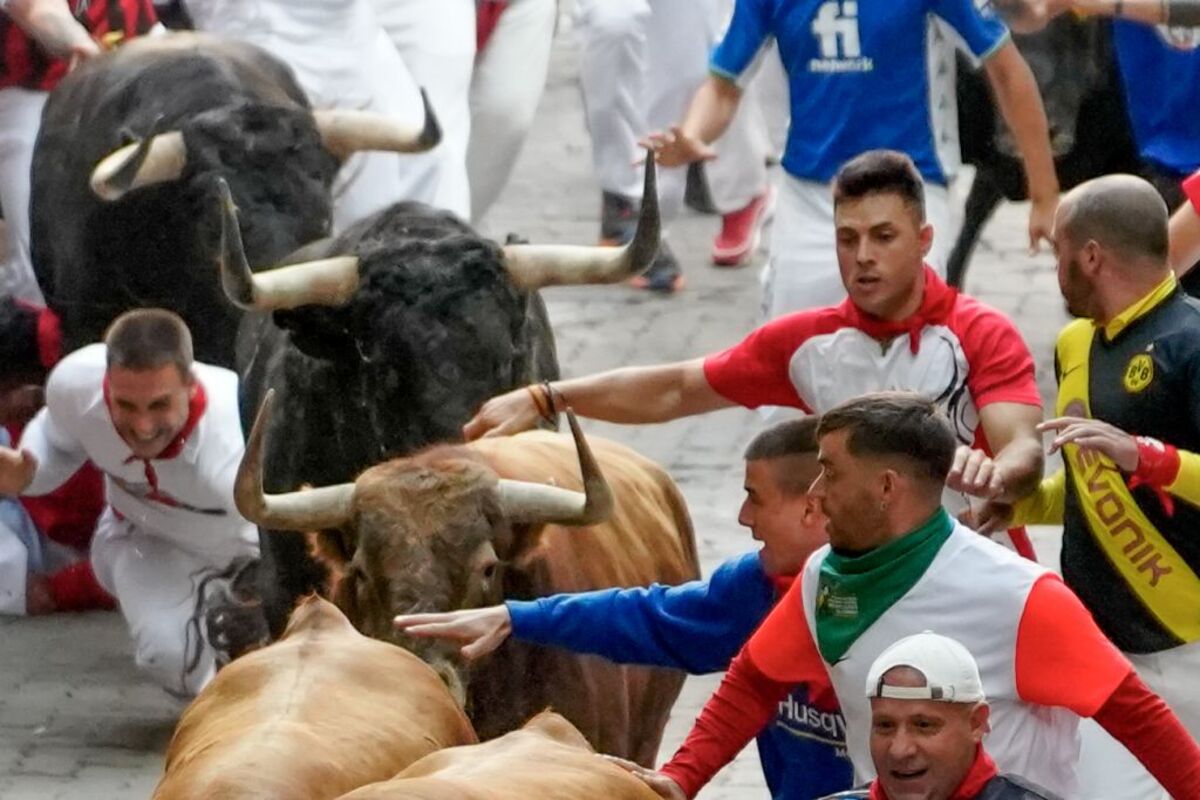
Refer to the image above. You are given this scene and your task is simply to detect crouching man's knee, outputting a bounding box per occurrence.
[133,627,216,699]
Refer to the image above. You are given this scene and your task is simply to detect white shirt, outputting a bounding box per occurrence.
[19,344,257,564]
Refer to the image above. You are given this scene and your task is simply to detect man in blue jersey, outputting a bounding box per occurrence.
[395,417,855,800]
[642,0,1060,319]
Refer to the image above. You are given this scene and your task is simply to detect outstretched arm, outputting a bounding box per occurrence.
[640,77,742,168]
[462,359,733,440]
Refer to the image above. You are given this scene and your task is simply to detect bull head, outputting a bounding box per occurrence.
[215,156,662,311]
[235,390,613,534]
[89,90,442,201]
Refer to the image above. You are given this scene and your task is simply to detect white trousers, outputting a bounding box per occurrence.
[468,0,557,224]
[0,498,44,615]
[91,508,252,698]
[574,0,769,221]
[1077,639,1200,800]
[761,175,952,320]
[371,0,475,221]
[0,87,48,304]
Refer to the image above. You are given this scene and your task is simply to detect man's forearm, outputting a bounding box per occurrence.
[986,45,1059,204]
[678,75,742,145]
[551,360,732,425]
[6,0,95,60]
[994,436,1045,502]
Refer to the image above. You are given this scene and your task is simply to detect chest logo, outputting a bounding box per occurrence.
[810,1,873,73]
[1123,353,1154,393]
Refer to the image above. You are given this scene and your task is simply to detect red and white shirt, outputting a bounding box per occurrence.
[19,344,256,565]
[704,267,1041,552]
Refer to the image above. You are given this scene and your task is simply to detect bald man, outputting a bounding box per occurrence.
[982,174,1200,799]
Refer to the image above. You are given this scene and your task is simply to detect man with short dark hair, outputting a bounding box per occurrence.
[816,632,1063,800]
[0,309,257,697]
[625,392,1200,800]
[982,173,1200,799]
[396,417,854,799]
[465,151,1045,556]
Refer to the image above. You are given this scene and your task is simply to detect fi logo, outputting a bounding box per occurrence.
[1123,353,1154,393]
[810,1,873,72]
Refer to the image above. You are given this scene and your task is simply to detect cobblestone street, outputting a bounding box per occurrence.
[0,17,1069,799]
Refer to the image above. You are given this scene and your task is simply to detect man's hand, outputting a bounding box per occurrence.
[462,388,542,441]
[1028,194,1058,254]
[1039,416,1138,471]
[393,605,512,661]
[0,447,37,496]
[947,445,1006,499]
[25,573,56,616]
[67,37,101,71]
[638,126,717,168]
[959,499,1015,536]
[996,0,1077,32]
[601,755,687,800]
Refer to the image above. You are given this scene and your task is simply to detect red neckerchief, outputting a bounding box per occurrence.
[868,744,999,800]
[14,301,63,368]
[103,375,207,482]
[841,266,958,355]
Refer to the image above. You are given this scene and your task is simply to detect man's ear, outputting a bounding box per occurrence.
[919,222,934,257]
[969,702,991,742]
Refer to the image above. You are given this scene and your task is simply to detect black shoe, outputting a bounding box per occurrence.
[601,191,640,246]
[629,240,685,294]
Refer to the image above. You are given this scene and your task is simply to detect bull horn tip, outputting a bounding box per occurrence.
[416,88,442,150]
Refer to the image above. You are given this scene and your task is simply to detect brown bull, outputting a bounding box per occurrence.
[336,711,661,800]
[153,596,476,800]
[235,394,700,766]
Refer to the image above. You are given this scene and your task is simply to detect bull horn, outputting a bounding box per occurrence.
[500,155,660,289]
[235,389,356,531]
[90,131,187,201]
[216,178,360,311]
[496,409,613,526]
[313,89,442,159]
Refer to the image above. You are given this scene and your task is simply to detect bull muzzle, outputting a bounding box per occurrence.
[234,389,356,531]
[89,91,441,202]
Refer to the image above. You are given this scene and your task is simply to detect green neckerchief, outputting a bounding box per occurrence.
[815,508,953,664]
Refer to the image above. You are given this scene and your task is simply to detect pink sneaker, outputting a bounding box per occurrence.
[712,187,775,267]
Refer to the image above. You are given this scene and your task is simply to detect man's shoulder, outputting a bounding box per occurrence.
[947,291,1026,343]
[45,345,106,406]
[977,773,1064,800]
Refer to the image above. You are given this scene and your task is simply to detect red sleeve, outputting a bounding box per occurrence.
[954,299,1042,410]
[659,648,793,798]
[701,313,817,411]
[746,569,830,684]
[1093,670,1200,797]
[1014,574,1132,715]
[1184,171,1200,214]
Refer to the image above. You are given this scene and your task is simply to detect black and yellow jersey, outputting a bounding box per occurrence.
[1016,274,1200,653]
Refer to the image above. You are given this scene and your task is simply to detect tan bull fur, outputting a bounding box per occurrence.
[336,711,662,800]
[153,596,477,800]
[321,430,700,767]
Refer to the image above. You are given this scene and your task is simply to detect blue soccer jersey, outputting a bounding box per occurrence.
[711,0,1009,185]
[1113,21,1200,176]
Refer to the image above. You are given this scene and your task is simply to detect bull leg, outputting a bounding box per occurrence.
[946,172,1005,289]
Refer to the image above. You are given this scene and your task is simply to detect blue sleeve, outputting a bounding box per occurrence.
[930,0,1010,62]
[710,0,772,82]
[506,552,776,674]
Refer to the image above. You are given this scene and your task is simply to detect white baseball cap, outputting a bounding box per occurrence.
[865,631,986,704]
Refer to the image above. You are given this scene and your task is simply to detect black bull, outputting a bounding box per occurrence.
[220,160,661,637]
[950,16,1147,287]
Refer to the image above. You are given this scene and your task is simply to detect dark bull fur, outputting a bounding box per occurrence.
[235,206,560,634]
[29,34,339,367]
[950,16,1143,287]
